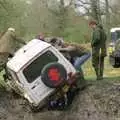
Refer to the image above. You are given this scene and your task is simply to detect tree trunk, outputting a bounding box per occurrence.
[105,0,110,37]
[90,0,101,24]
[58,0,67,36]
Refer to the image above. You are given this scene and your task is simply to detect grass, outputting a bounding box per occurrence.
[0,70,7,88]
[63,18,91,44]
[82,56,120,80]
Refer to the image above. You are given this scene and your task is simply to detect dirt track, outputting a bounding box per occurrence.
[0,78,120,120]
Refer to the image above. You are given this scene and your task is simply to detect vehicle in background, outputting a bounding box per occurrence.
[108,28,120,68]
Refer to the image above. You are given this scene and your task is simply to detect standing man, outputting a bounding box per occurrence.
[89,21,107,80]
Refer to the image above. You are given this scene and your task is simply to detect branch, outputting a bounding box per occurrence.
[75,3,90,12]
[64,0,74,9]
[67,0,74,6]
[0,1,8,12]
[77,0,91,5]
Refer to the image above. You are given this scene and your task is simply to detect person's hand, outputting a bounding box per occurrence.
[58,48,69,52]
[101,48,107,57]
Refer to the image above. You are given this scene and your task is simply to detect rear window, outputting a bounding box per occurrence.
[111,32,116,41]
[23,51,58,83]
[116,30,120,40]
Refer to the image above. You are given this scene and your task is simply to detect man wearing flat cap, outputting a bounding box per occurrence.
[0,27,26,72]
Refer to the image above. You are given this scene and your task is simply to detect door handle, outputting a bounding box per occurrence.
[31,85,37,89]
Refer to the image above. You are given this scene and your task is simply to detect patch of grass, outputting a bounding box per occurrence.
[63,18,91,44]
[82,56,120,80]
[0,70,7,88]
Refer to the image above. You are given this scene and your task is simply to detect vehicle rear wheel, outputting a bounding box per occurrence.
[75,68,86,90]
[41,62,67,88]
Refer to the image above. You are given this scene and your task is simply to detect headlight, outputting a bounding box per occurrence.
[24,93,33,103]
[108,46,115,54]
[108,42,115,54]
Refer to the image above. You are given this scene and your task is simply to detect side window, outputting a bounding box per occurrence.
[23,51,58,83]
[7,69,20,83]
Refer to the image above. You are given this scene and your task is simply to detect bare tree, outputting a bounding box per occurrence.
[90,0,101,23]
[105,0,110,35]
[47,0,73,36]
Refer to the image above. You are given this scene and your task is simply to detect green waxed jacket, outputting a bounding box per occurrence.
[91,27,101,47]
[91,25,107,48]
[91,25,107,57]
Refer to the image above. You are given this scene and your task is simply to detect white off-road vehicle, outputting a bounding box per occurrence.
[6,39,86,111]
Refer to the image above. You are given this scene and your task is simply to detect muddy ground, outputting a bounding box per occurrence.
[0,78,120,120]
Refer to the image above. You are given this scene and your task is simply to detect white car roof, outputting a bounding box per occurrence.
[7,39,51,72]
[110,28,120,32]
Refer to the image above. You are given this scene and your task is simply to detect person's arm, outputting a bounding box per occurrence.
[58,46,75,52]
[15,37,26,45]
[75,45,90,57]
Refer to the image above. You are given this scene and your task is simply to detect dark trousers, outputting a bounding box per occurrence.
[92,47,105,79]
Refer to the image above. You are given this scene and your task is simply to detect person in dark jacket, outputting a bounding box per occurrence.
[89,21,107,80]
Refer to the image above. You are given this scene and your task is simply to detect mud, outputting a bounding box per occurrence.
[0,79,120,120]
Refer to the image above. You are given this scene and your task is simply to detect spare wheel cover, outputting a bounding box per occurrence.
[41,62,67,88]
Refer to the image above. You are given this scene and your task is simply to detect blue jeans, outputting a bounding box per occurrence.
[73,53,91,70]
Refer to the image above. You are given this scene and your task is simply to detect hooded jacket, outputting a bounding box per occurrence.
[0,30,25,54]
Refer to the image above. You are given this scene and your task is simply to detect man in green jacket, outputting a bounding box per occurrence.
[89,21,107,80]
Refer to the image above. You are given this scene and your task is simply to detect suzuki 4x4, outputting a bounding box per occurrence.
[6,39,89,111]
[109,28,120,68]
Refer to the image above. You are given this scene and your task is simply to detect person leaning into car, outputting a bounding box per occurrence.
[48,37,91,71]
[58,45,91,70]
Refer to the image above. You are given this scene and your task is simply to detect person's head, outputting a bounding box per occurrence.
[56,38,64,47]
[49,37,64,48]
[8,27,15,32]
[89,21,97,29]
[7,27,16,37]
[49,38,57,46]
[37,32,45,41]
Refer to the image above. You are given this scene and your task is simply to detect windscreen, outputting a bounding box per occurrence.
[23,51,58,83]
[111,30,120,42]
[116,30,120,40]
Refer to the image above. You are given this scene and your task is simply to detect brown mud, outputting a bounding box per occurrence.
[0,78,120,120]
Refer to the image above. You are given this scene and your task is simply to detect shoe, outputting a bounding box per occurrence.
[96,76,103,80]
